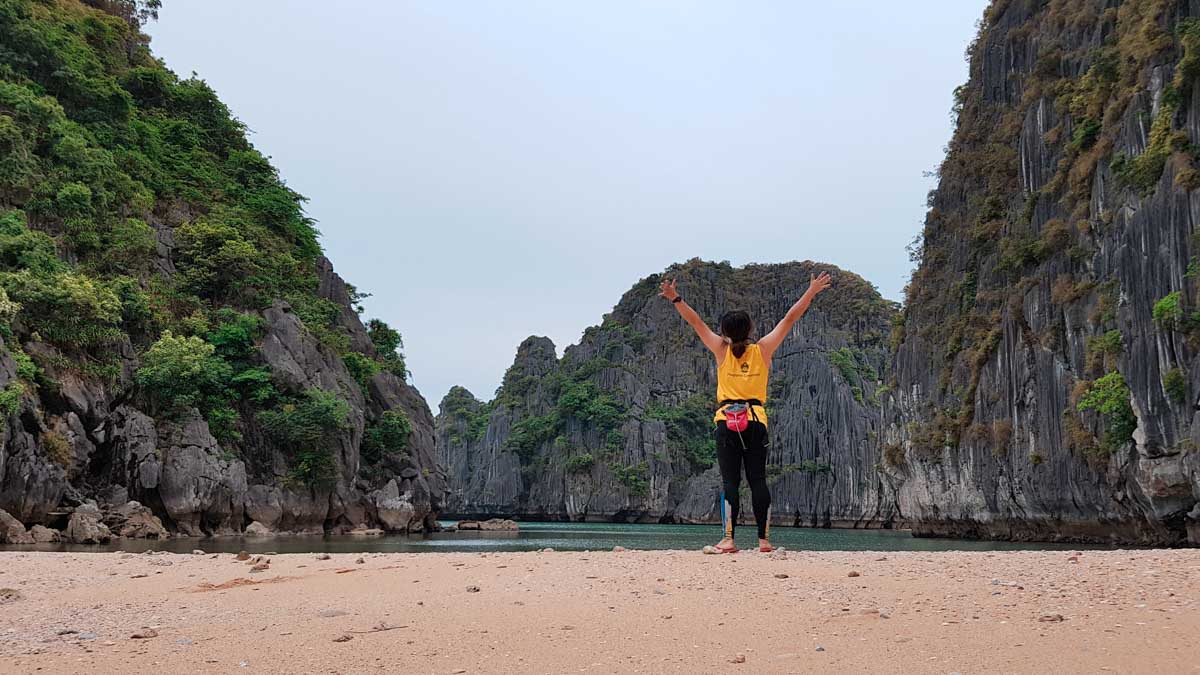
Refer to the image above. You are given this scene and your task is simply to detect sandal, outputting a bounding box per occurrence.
[758,543,775,553]
[703,543,739,554]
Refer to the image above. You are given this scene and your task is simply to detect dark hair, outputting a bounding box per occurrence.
[719,310,753,358]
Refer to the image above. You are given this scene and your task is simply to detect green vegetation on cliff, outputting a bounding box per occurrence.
[0,0,409,473]
[895,0,1200,464]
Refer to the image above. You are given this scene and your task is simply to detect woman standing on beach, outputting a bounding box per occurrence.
[659,271,832,553]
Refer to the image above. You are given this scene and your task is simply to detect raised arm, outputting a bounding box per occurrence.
[659,279,725,359]
[758,271,832,360]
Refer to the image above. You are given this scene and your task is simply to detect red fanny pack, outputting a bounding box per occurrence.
[724,403,750,432]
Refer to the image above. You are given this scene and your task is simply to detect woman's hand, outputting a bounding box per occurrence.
[659,278,679,301]
[807,271,832,297]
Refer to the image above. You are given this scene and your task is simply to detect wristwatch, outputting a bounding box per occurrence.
[672,296,683,304]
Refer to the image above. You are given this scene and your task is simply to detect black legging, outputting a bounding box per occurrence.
[716,420,771,540]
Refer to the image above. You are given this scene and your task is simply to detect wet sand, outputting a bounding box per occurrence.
[1,548,1197,674]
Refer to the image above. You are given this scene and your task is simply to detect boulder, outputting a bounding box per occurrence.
[377,497,415,531]
[105,501,169,539]
[0,508,33,544]
[479,518,519,531]
[244,521,274,537]
[372,479,417,531]
[65,504,112,544]
[29,525,61,543]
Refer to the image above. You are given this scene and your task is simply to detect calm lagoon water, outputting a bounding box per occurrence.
[2,521,1113,554]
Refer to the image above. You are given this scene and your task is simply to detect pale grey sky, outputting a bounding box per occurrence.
[146,1,988,409]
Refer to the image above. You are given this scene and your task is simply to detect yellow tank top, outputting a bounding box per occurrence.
[714,343,769,426]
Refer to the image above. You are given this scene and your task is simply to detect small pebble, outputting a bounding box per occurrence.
[848,571,861,578]
[466,585,481,593]
[235,551,250,561]
[732,653,746,664]
[774,573,789,579]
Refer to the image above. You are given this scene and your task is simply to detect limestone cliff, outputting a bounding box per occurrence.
[886,0,1200,545]
[437,259,897,528]
[0,0,445,540]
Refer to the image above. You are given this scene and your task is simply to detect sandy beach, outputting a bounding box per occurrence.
[0,548,1197,674]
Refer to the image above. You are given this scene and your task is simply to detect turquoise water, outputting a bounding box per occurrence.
[1,521,1111,554]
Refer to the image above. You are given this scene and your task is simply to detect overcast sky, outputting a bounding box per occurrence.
[146,1,988,410]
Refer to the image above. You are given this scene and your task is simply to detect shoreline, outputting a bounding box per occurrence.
[0,521,1149,557]
[444,514,1200,548]
[2,548,1197,673]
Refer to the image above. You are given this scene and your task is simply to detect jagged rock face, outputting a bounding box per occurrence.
[0,1,446,541]
[0,255,446,538]
[887,0,1200,545]
[437,260,897,528]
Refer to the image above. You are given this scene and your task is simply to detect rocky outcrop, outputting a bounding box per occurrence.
[103,501,169,539]
[0,508,32,544]
[885,0,1200,545]
[437,260,897,529]
[28,524,60,543]
[457,518,519,531]
[371,479,419,532]
[65,504,112,544]
[0,255,446,540]
[154,415,248,536]
[244,521,273,537]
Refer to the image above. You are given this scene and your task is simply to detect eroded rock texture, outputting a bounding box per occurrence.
[885,0,1200,545]
[437,260,897,529]
[0,256,446,537]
